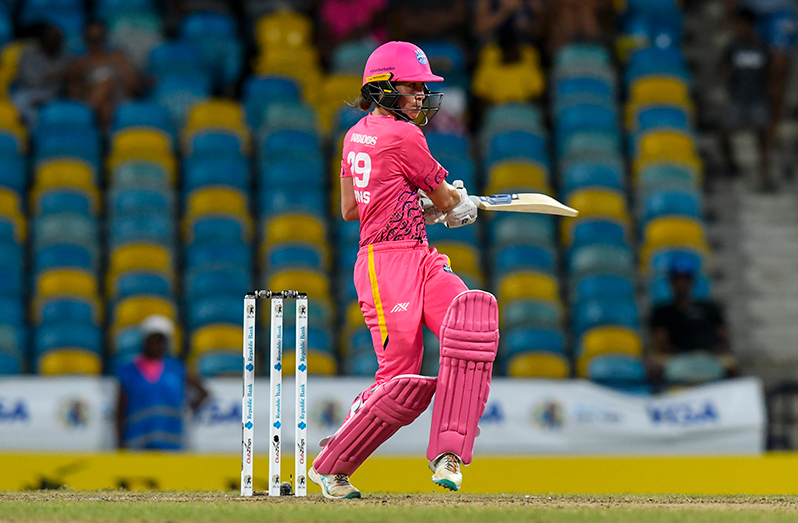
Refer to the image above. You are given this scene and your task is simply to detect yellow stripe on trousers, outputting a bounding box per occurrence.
[367,244,388,348]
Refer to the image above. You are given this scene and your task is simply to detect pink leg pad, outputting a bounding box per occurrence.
[427,290,499,465]
[313,374,437,476]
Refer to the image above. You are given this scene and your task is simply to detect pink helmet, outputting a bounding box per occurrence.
[362,41,444,86]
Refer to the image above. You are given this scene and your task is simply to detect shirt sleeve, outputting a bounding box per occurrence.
[398,125,448,193]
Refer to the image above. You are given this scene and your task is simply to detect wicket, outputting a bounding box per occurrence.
[241,290,308,497]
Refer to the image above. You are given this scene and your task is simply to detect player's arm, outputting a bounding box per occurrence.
[341,176,360,221]
[427,180,478,228]
[428,180,461,212]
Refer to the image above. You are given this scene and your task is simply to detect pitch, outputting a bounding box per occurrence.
[1,491,797,523]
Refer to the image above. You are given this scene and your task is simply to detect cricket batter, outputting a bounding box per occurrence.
[308,41,500,499]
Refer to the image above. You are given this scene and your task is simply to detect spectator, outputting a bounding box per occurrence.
[11,24,71,128]
[318,0,389,46]
[720,8,773,190]
[472,26,546,105]
[647,258,738,384]
[67,20,140,130]
[393,0,469,48]
[545,0,608,56]
[472,0,546,48]
[727,0,797,183]
[115,315,209,450]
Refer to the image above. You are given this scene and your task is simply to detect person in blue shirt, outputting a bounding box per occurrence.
[115,315,208,450]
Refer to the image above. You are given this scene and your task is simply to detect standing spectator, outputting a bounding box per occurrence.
[11,24,71,128]
[472,0,546,48]
[648,258,738,383]
[727,0,797,182]
[720,8,773,190]
[115,315,209,450]
[67,20,140,130]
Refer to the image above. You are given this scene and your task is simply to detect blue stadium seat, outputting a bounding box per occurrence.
[416,40,467,87]
[268,245,325,271]
[501,327,565,364]
[337,219,361,245]
[648,248,707,276]
[641,189,702,225]
[108,188,173,217]
[111,162,172,189]
[96,0,156,19]
[0,270,21,297]
[571,219,629,249]
[259,101,318,134]
[39,298,97,326]
[425,221,478,245]
[244,76,301,128]
[188,295,242,329]
[38,100,95,130]
[185,242,251,273]
[115,271,172,301]
[189,216,248,243]
[494,244,556,274]
[438,156,477,190]
[260,130,320,158]
[556,103,617,139]
[111,100,173,137]
[36,190,94,216]
[635,106,690,133]
[572,299,639,340]
[152,74,213,126]
[555,76,614,108]
[149,41,206,79]
[572,274,635,302]
[33,213,98,251]
[0,296,23,326]
[185,268,250,303]
[555,43,611,69]
[179,12,242,90]
[197,352,242,377]
[346,350,379,377]
[259,187,326,218]
[0,240,23,273]
[187,132,245,159]
[625,47,690,85]
[569,243,634,277]
[0,156,26,194]
[489,213,555,247]
[34,133,100,171]
[34,244,97,272]
[426,132,470,158]
[562,160,624,196]
[501,299,562,330]
[34,321,102,356]
[0,350,22,374]
[259,157,324,187]
[486,131,548,167]
[587,355,649,394]
[0,324,26,354]
[281,327,333,355]
[183,156,249,193]
[109,214,174,247]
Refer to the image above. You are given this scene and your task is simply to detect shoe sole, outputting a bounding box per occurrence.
[432,477,460,492]
[309,467,362,500]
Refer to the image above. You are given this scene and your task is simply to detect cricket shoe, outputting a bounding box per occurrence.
[430,452,462,491]
[308,466,361,499]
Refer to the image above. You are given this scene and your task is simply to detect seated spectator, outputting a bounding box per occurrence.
[546,0,607,56]
[393,0,469,48]
[648,259,739,384]
[67,20,141,130]
[115,315,209,450]
[720,8,773,191]
[472,26,545,105]
[11,24,72,127]
[472,0,546,48]
[319,0,388,46]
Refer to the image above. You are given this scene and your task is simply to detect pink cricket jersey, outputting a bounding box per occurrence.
[340,114,448,246]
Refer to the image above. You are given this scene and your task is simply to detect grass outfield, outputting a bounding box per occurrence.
[0,491,797,523]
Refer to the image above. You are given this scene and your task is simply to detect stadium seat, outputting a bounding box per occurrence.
[185,268,250,303]
[267,269,331,300]
[577,326,643,377]
[562,159,624,196]
[569,243,634,278]
[112,296,177,333]
[640,189,702,225]
[664,353,726,384]
[489,213,555,247]
[183,156,250,194]
[34,320,102,357]
[501,299,563,330]
[113,271,172,301]
[571,274,635,302]
[38,348,102,375]
[497,271,559,303]
[185,242,252,273]
[587,355,649,393]
[485,161,550,195]
[506,351,570,378]
[34,244,98,273]
[36,269,98,300]
[571,219,629,249]
[494,244,556,275]
[264,214,327,248]
[188,295,242,330]
[572,299,640,340]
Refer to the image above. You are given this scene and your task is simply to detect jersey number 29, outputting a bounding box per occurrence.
[347,151,371,204]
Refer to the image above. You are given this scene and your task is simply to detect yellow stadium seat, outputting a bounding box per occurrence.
[497,271,559,303]
[563,189,629,243]
[283,350,337,376]
[576,326,643,377]
[268,269,331,299]
[107,244,172,291]
[314,74,362,133]
[255,11,314,52]
[434,242,481,280]
[485,162,550,195]
[111,128,172,155]
[184,187,252,226]
[0,40,28,99]
[30,161,101,213]
[264,214,327,248]
[38,349,102,375]
[0,99,26,148]
[0,186,22,214]
[191,324,241,356]
[112,296,177,332]
[507,352,569,378]
[637,130,695,159]
[106,150,178,184]
[184,98,247,134]
[252,49,322,103]
[642,216,708,251]
[36,269,98,300]
[629,77,690,105]
[472,43,545,104]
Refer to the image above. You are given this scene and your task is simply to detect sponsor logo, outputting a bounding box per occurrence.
[244,438,252,464]
[390,302,409,313]
[297,475,306,488]
[479,402,504,424]
[275,304,283,318]
[195,399,241,425]
[298,304,307,318]
[415,49,428,65]
[57,398,90,428]
[272,435,280,463]
[646,401,719,427]
[366,72,393,82]
[0,398,29,423]
[350,133,378,146]
[297,438,306,465]
[246,304,255,317]
[271,474,280,488]
[573,404,622,425]
[531,400,564,430]
[243,475,252,488]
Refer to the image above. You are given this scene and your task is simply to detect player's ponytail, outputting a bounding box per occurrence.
[348,94,372,111]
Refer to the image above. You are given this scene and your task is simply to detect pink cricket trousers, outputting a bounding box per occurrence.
[353,240,468,385]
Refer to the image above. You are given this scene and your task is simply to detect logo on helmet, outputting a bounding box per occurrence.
[415,49,428,65]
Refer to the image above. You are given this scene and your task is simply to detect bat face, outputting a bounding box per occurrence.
[474,193,579,217]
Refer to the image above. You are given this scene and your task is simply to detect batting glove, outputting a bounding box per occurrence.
[444,180,478,228]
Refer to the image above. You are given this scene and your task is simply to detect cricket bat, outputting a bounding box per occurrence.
[471,193,579,217]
